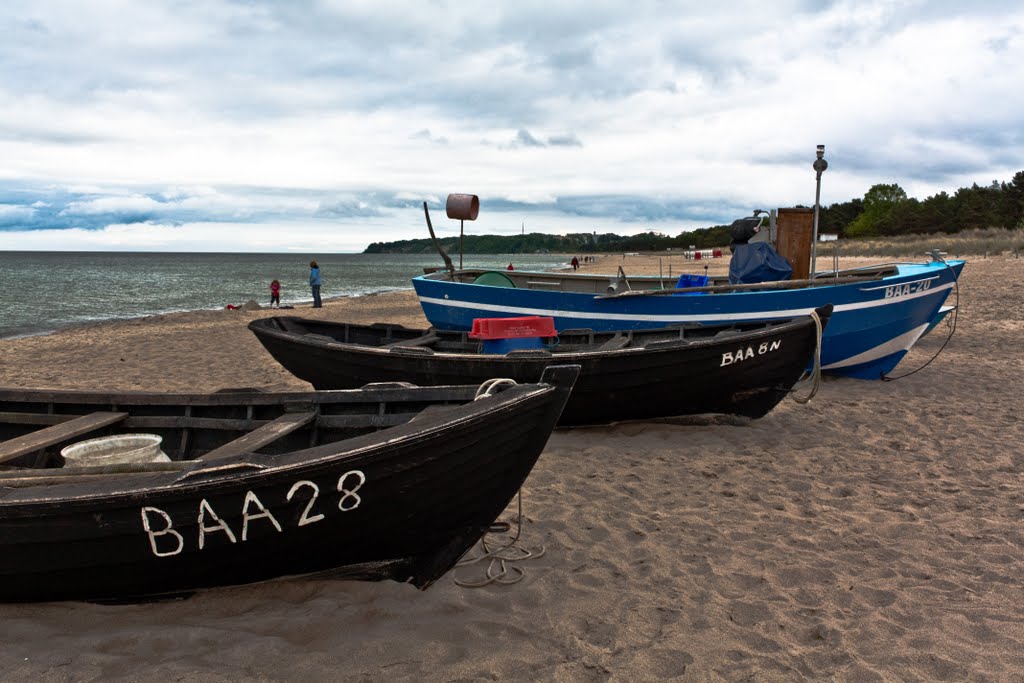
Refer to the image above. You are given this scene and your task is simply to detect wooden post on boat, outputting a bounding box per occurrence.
[446,194,479,271]
[423,203,456,276]
[775,207,814,280]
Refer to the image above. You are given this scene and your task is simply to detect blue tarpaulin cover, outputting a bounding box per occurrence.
[728,242,794,285]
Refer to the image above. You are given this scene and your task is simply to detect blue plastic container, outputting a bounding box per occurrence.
[674,274,710,294]
[481,337,545,354]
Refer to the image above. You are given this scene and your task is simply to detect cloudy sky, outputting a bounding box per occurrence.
[1,1,1021,252]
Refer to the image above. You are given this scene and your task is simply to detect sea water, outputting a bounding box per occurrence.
[0,252,567,339]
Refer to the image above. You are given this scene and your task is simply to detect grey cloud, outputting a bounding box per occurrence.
[314,199,385,219]
[0,183,410,233]
[516,129,544,147]
[502,130,582,148]
[541,45,598,72]
[4,3,658,129]
[411,129,449,144]
[422,193,746,227]
[0,122,110,145]
[554,195,746,223]
[548,133,583,147]
[986,35,1011,53]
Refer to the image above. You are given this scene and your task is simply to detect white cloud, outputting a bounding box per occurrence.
[0,204,35,219]
[60,195,165,216]
[1,0,1023,251]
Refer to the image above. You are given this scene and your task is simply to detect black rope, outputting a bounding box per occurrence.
[882,256,960,381]
[452,489,545,588]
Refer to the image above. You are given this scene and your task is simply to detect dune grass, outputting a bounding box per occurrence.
[823,228,1024,259]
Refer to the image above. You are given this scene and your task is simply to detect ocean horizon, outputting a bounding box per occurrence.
[0,251,568,339]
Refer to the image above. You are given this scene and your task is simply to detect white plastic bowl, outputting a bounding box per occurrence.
[61,434,170,467]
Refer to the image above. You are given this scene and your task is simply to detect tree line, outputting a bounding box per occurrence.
[362,228,731,255]
[364,170,1024,254]
[820,171,1024,238]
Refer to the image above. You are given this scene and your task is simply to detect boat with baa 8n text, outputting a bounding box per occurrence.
[248,307,832,425]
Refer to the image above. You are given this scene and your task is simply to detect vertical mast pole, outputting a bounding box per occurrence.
[811,144,828,277]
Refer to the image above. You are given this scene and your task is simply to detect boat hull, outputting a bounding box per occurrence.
[412,260,964,380]
[0,369,577,602]
[249,313,830,425]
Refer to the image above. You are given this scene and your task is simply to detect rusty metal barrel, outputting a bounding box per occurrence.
[445,194,479,221]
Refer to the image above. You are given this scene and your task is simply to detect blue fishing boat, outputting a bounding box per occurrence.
[415,149,964,380]
[411,258,963,380]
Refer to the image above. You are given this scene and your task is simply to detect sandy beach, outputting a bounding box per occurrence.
[2,254,1023,682]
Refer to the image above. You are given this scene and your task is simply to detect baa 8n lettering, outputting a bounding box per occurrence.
[720,339,782,367]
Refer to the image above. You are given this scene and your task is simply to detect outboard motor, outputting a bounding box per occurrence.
[729,216,762,245]
[728,210,772,251]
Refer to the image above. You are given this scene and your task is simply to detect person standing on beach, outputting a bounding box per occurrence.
[571,256,579,270]
[309,260,322,308]
[269,279,281,308]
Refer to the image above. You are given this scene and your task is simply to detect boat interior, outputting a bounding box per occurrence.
[421,264,897,295]
[0,385,480,480]
[255,315,809,356]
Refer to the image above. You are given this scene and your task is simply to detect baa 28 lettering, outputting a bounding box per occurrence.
[139,470,366,558]
[720,339,782,366]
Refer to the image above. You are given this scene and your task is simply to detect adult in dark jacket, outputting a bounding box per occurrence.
[309,260,322,308]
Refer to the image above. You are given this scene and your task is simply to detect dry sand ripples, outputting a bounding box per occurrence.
[2,257,1022,681]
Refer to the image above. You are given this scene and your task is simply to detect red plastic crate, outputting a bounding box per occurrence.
[469,316,557,340]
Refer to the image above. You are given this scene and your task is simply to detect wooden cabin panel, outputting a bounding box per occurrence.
[776,208,814,280]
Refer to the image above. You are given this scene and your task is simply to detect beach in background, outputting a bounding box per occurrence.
[0,252,567,339]
[1,253,1023,681]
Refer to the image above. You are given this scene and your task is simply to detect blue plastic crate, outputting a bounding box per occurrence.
[481,337,546,354]
[674,274,710,294]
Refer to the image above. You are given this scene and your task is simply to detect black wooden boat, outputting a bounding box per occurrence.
[248,306,831,426]
[0,365,578,603]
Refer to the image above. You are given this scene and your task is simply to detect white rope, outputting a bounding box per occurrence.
[474,378,517,400]
[791,308,824,404]
[453,490,545,588]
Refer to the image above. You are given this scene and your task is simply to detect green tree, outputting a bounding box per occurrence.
[954,183,1000,230]
[819,199,863,237]
[916,192,956,233]
[846,183,907,238]
[675,225,733,249]
[997,172,1024,229]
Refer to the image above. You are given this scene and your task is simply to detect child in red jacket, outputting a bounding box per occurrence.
[269,279,281,308]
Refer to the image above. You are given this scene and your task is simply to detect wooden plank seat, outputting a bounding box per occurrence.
[0,411,128,464]
[197,411,318,461]
[381,332,439,349]
[597,334,632,351]
[0,460,190,488]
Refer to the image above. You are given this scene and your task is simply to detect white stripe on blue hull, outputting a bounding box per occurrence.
[418,280,954,325]
[821,323,929,371]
